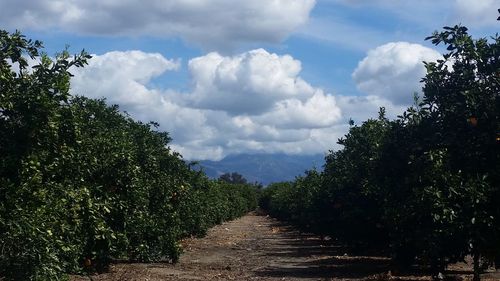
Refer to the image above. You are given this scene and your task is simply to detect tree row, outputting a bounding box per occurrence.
[0,30,258,280]
[260,26,499,281]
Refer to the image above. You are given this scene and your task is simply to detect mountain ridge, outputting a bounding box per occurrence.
[192,153,325,185]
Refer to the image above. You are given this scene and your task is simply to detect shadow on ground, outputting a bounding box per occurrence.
[254,218,491,281]
[253,219,393,279]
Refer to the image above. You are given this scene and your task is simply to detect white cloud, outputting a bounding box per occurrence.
[72,50,179,104]
[70,47,425,160]
[352,42,442,105]
[257,91,341,129]
[187,49,316,115]
[0,0,315,51]
[68,46,431,160]
[70,50,212,144]
[336,95,407,123]
[69,49,354,160]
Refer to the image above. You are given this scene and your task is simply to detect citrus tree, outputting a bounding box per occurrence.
[0,30,258,281]
[420,25,499,280]
[259,23,499,281]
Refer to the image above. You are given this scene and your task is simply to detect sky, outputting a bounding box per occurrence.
[1,0,498,160]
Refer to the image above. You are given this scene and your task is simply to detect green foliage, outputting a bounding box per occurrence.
[0,30,257,280]
[260,25,499,279]
[323,114,390,248]
[419,25,499,279]
[219,172,248,184]
[259,170,323,232]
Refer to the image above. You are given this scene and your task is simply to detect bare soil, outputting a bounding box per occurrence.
[71,212,500,281]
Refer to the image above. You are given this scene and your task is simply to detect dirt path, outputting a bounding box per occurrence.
[71,212,499,281]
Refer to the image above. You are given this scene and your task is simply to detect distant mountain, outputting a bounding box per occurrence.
[192,153,325,186]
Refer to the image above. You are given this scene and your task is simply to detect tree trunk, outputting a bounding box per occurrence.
[473,250,481,281]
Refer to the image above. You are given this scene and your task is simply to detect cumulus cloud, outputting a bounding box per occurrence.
[70,51,212,144]
[187,49,316,115]
[70,46,429,160]
[69,46,425,160]
[68,49,424,160]
[352,42,442,105]
[70,49,349,160]
[0,0,315,51]
[72,50,180,105]
[257,92,341,129]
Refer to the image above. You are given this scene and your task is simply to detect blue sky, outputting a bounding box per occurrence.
[1,0,498,160]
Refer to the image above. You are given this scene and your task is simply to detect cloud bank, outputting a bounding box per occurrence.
[70,38,443,160]
[0,0,316,51]
[71,49,345,160]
